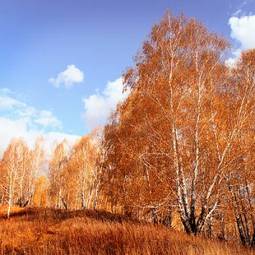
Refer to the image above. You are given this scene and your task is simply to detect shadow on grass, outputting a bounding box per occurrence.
[0,207,139,224]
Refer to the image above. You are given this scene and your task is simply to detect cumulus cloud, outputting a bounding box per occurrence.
[229,15,255,49]
[226,14,255,66]
[83,77,130,129]
[49,65,84,88]
[0,89,79,158]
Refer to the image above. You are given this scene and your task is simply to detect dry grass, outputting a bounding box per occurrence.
[0,207,254,255]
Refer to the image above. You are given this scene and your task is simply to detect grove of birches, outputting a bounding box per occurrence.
[0,13,254,247]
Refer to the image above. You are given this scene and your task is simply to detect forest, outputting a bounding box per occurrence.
[0,12,255,254]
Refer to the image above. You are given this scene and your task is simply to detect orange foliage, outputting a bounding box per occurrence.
[99,12,255,245]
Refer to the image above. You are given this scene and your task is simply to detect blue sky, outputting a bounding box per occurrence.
[0,0,255,153]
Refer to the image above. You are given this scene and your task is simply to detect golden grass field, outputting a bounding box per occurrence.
[0,207,254,255]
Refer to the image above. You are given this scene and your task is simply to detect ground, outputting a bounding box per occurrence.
[0,207,254,255]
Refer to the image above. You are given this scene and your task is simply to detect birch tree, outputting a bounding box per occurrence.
[48,141,70,209]
[0,139,29,217]
[59,134,99,210]
[100,13,255,235]
[226,49,255,246]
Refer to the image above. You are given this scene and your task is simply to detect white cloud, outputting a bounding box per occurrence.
[226,15,255,66]
[0,88,25,111]
[0,89,79,158]
[0,94,25,110]
[40,132,79,159]
[83,77,130,129]
[0,117,79,159]
[229,15,255,49]
[0,90,61,130]
[225,48,242,67]
[49,65,84,88]
[0,117,35,157]
[34,110,62,129]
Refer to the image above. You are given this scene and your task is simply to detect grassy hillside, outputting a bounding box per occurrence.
[0,207,254,255]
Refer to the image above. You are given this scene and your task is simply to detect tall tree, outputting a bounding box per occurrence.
[100,13,255,235]
[226,49,255,246]
[59,133,99,210]
[0,139,30,217]
[48,141,70,209]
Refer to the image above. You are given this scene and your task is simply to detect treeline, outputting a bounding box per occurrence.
[0,133,101,215]
[0,12,254,248]
[0,139,44,217]
[48,133,101,210]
